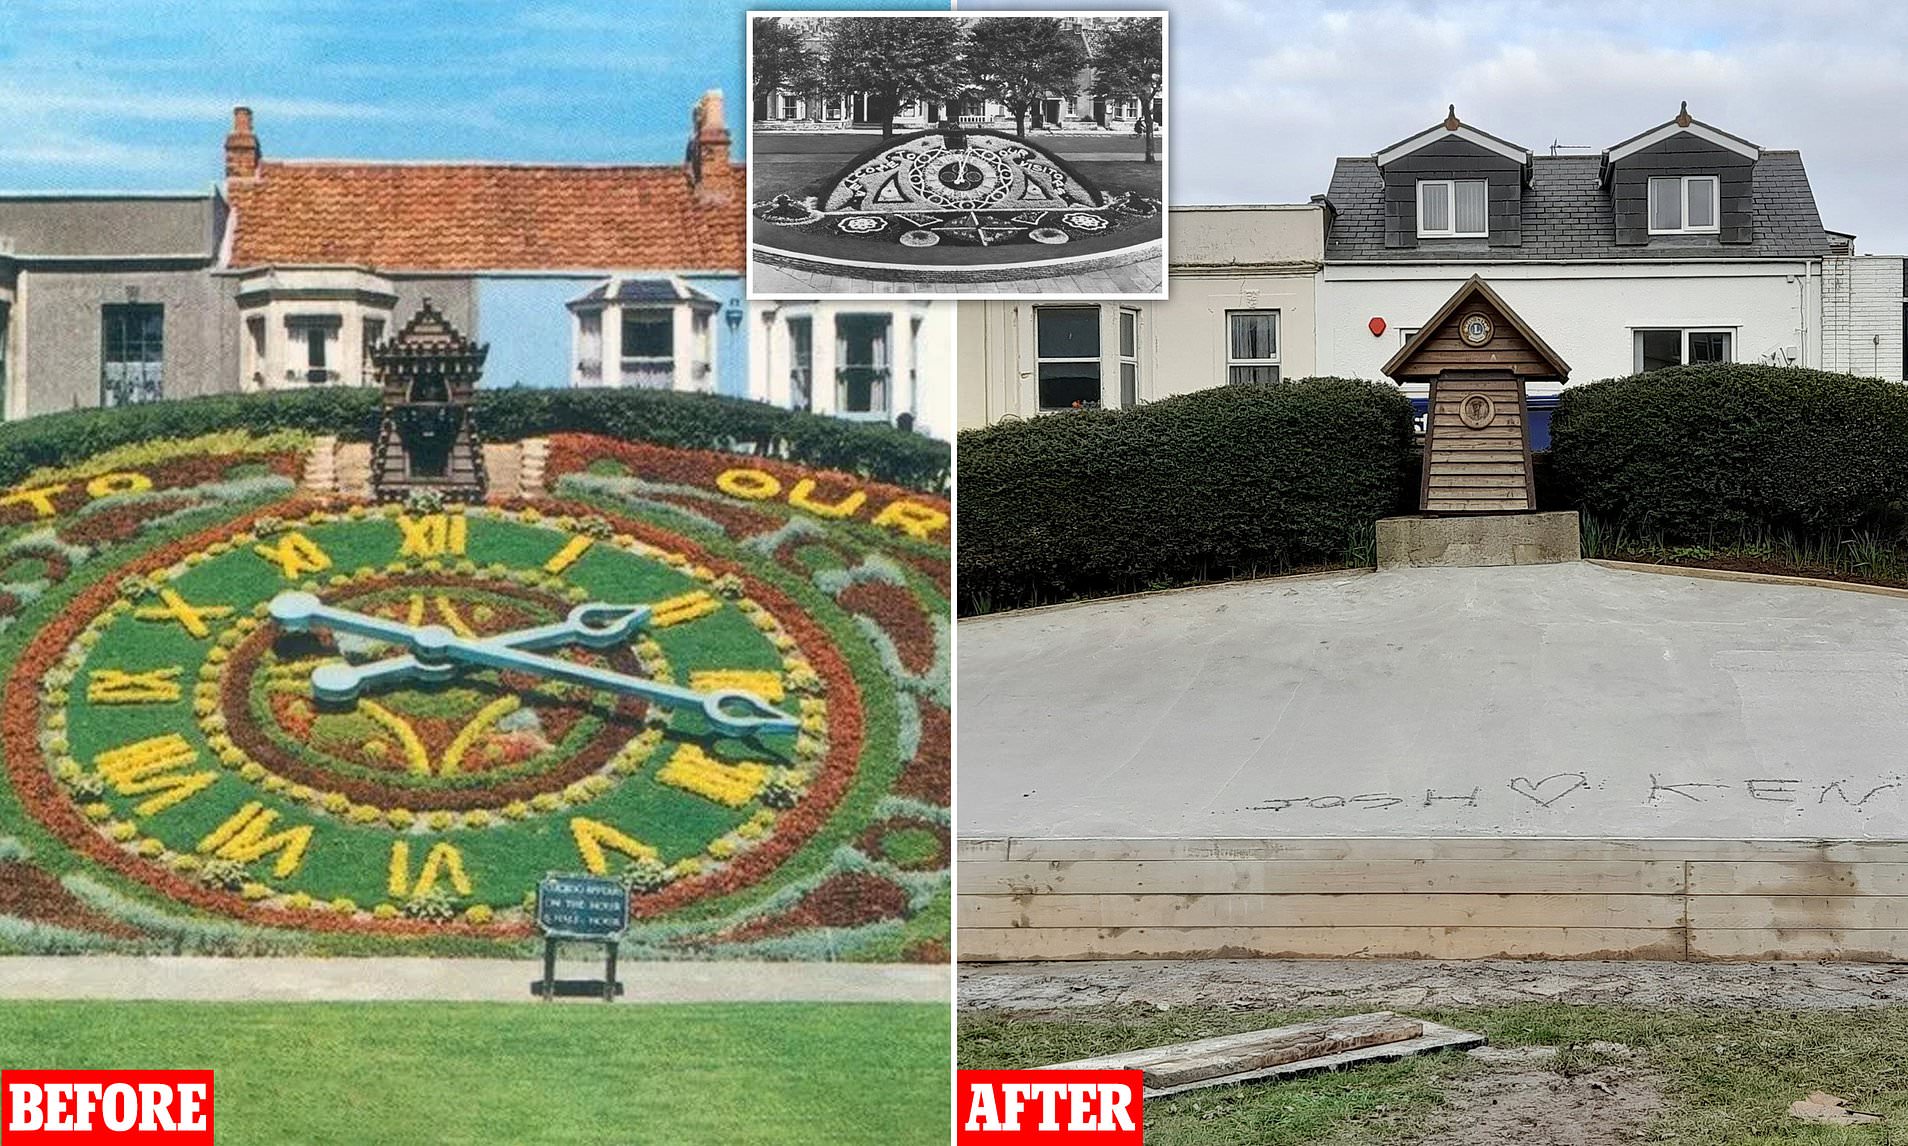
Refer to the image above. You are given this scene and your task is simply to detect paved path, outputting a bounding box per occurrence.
[0,957,950,1004]
[960,958,1908,1015]
[960,564,1908,840]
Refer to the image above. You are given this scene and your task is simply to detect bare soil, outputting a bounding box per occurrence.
[1384,1065,1665,1146]
[960,958,1908,1016]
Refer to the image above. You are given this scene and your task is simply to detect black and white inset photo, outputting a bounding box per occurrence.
[747,10,1167,299]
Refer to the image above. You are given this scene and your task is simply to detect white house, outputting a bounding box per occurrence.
[1317,105,1836,445]
[956,203,1322,427]
[750,300,954,439]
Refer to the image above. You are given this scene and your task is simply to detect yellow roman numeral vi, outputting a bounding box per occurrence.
[254,531,332,579]
[387,840,472,897]
[396,514,467,558]
[94,734,217,816]
[87,667,184,704]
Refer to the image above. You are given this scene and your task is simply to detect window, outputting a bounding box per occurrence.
[779,94,798,120]
[1418,179,1487,238]
[1118,308,1139,407]
[787,316,813,411]
[1035,305,1101,409]
[244,316,266,387]
[100,303,164,407]
[1634,328,1734,373]
[823,95,845,120]
[1648,176,1719,234]
[1227,310,1280,384]
[620,311,673,388]
[575,312,603,383]
[836,314,891,417]
[284,315,341,385]
[361,318,385,386]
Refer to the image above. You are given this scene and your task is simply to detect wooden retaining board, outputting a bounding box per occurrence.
[957,837,1908,962]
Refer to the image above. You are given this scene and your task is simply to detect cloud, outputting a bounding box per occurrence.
[972,0,1908,250]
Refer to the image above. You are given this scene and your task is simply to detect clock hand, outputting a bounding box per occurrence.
[287,598,657,698]
[269,592,797,736]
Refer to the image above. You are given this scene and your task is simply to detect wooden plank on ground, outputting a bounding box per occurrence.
[956,925,1686,962]
[959,892,1684,930]
[1044,1013,1424,1089]
[958,859,1685,896]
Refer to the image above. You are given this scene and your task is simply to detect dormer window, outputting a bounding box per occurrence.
[1417,179,1487,238]
[1648,175,1719,234]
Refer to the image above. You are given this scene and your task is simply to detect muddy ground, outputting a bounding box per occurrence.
[960,958,1908,1015]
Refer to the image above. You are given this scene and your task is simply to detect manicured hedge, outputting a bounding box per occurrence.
[958,379,1416,611]
[1548,365,1908,538]
[0,386,949,492]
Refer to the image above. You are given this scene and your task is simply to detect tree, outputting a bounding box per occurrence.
[963,17,1088,139]
[819,16,966,137]
[1090,17,1165,163]
[752,18,818,121]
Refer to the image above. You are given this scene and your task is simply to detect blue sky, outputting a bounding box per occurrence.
[5,1,1904,250]
[0,0,937,189]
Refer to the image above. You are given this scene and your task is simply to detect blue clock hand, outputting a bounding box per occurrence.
[284,599,656,698]
[269,593,797,737]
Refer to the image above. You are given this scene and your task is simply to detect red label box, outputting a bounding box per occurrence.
[2,1072,213,1144]
[957,1070,1143,1143]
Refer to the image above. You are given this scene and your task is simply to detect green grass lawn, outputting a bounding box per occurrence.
[961,1003,1908,1145]
[0,1000,949,1145]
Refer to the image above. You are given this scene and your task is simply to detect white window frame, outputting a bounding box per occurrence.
[1034,304,1103,411]
[1647,175,1720,235]
[1118,307,1140,407]
[1225,309,1280,385]
[1633,326,1735,373]
[1417,179,1487,238]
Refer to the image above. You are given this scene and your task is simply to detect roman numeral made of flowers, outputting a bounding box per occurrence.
[253,531,332,580]
[395,513,468,559]
[94,734,217,816]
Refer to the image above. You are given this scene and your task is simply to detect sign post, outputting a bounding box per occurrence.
[532,873,631,1002]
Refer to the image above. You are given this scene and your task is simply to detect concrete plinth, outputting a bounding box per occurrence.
[1376,511,1580,569]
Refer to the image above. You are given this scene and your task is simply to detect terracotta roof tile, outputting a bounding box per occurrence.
[227,161,744,271]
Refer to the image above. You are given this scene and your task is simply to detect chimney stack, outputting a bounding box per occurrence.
[688,90,734,204]
[225,106,260,179]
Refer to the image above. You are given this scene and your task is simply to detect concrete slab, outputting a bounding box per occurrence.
[0,957,951,1005]
[958,563,1908,839]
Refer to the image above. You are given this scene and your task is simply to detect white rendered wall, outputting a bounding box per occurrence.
[748,299,953,439]
[1318,261,1823,398]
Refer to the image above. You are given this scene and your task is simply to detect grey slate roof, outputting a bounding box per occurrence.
[1325,150,1830,261]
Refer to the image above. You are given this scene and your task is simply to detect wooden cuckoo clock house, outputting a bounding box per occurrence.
[1383,276,1569,514]
[369,300,488,503]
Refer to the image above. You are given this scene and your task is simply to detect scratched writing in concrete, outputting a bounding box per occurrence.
[1240,774,1905,815]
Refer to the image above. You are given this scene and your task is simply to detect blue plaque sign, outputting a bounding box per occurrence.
[536,873,630,940]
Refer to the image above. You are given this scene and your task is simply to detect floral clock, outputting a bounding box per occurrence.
[0,432,950,956]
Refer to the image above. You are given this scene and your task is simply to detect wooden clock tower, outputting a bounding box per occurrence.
[1383,276,1570,515]
[369,300,488,504]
